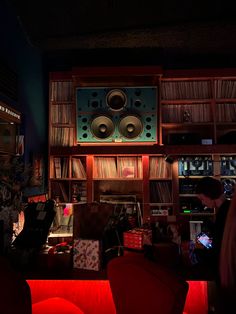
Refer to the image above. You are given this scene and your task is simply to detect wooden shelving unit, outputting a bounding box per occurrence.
[48,67,236,223]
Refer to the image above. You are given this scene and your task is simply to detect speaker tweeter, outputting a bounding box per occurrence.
[106,89,127,111]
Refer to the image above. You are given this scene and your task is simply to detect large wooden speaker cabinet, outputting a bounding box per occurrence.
[76,86,157,144]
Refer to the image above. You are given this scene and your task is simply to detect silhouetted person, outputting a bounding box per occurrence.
[219,189,236,313]
[196,176,230,273]
[196,176,231,313]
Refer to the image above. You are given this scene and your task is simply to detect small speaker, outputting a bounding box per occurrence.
[76,86,157,144]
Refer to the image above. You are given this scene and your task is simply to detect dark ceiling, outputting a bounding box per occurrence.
[7,0,236,69]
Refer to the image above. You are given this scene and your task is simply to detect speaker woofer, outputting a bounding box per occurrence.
[106,89,127,111]
[90,116,115,139]
[118,115,143,139]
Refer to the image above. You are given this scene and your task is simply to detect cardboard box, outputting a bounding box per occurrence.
[73,238,101,271]
[123,228,152,250]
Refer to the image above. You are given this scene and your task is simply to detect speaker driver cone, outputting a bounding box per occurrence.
[106,89,127,111]
[90,116,115,139]
[118,115,143,139]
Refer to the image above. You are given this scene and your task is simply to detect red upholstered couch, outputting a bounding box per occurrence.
[107,254,189,314]
[0,254,208,314]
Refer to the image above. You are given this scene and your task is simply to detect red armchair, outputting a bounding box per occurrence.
[107,254,189,314]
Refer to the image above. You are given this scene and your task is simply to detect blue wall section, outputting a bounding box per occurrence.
[0,0,47,195]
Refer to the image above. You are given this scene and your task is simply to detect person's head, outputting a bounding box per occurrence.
[195,177,224,208]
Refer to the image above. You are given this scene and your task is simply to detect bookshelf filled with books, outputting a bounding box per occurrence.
[149,156,173,217]
[49,155,87,203]
[48,153,175,219]
[49,78,75,147]
[48,67,236,223]
[160,76,236,145]
[92,155,144,203]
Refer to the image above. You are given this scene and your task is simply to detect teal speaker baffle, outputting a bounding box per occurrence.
[76,86,157,144]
